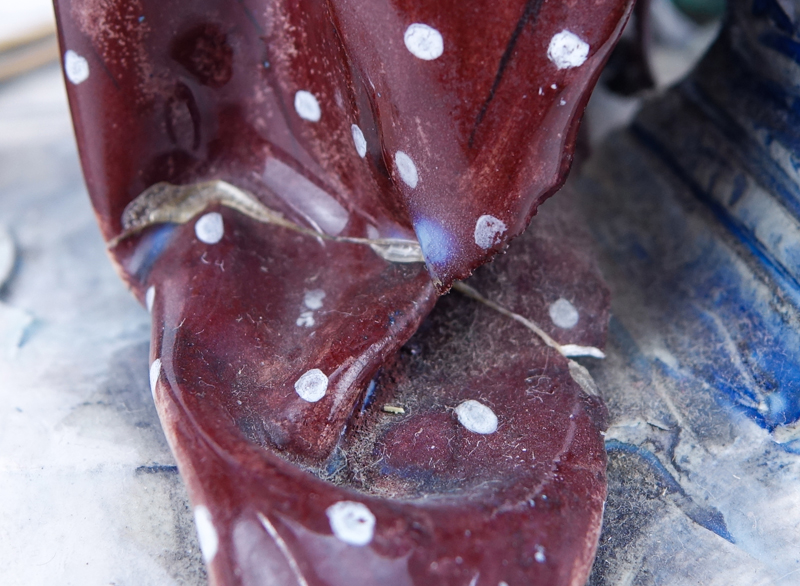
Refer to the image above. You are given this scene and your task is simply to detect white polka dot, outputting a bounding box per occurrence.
[195,212,224,244]
[394,151,418,188]
[304,289,326,310]
[194,505,219,563]
[549,298,579,329]
[474,215,507,249]
[534,545,546,563]
[547,30,590,70]
[294,368,328,402]
[296,311,315,328]
[455,400,498,434]
[294,90,321,122]
[145,286,155,313]
[499,582,510,586]
[149,358,161,397]
[64,50,89,85]
[351,124,367,158]
[326,501,375,546]
[403,23,444,60]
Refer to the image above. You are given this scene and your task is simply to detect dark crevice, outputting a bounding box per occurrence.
[468,0,545,148]
[236,0,264,34]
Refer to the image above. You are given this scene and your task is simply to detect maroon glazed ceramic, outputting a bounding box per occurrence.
[148,192,610,586]
[55,0,632,289]
[53,0,626,584]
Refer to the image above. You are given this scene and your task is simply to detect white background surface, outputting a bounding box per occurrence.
[0,65,205,586]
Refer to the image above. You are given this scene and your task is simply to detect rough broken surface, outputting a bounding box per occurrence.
[55,0,633,289]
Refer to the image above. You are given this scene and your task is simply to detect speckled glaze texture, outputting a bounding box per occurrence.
[54,0,632,289]
[52,0,626,584]
[147,195,610,586]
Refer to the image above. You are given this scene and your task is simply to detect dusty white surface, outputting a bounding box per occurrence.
[0,0,54,42]
[0,66,205,586]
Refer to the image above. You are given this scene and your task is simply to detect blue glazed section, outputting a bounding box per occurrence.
[582,2,800,432]
[626,121,800,429]
[127,223,178,281]
[414,217,454,267]
[605,440,735,542]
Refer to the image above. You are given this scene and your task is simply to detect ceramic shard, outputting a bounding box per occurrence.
[144,193,609,585]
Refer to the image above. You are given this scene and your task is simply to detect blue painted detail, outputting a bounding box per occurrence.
[414,218,453,266]
[629,114,800,430]
[759,31,800,64]
[608,317,654,377]
[631,121,800,295]
[729,173,747,207]
[752,0,795,35]
[777,439,800,454]
[128,223,177,282]
[360,378,377,414]
[379,463,440,486]
[680,80,800,222]
[606,440,735,543]
[605,440,684,493]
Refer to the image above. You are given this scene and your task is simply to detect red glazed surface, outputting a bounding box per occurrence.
[53,1,626,584]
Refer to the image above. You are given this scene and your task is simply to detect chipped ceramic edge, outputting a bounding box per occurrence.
[149,358,161,398]
[453,282,604,360]
[561,344,605,359]
[109,180,425,264]
[145,286,155,313]
[567,360,600,396]
[451,282,604,397]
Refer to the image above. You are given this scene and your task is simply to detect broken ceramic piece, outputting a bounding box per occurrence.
[54,0,633,289]
[52,0,627,583]
[146,194,609,585]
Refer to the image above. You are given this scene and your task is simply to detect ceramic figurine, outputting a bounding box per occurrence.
[53,0,634,584]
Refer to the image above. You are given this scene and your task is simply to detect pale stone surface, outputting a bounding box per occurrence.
[0,66,205,586]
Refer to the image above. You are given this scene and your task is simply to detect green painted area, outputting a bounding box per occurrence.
[673,0,726,23]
